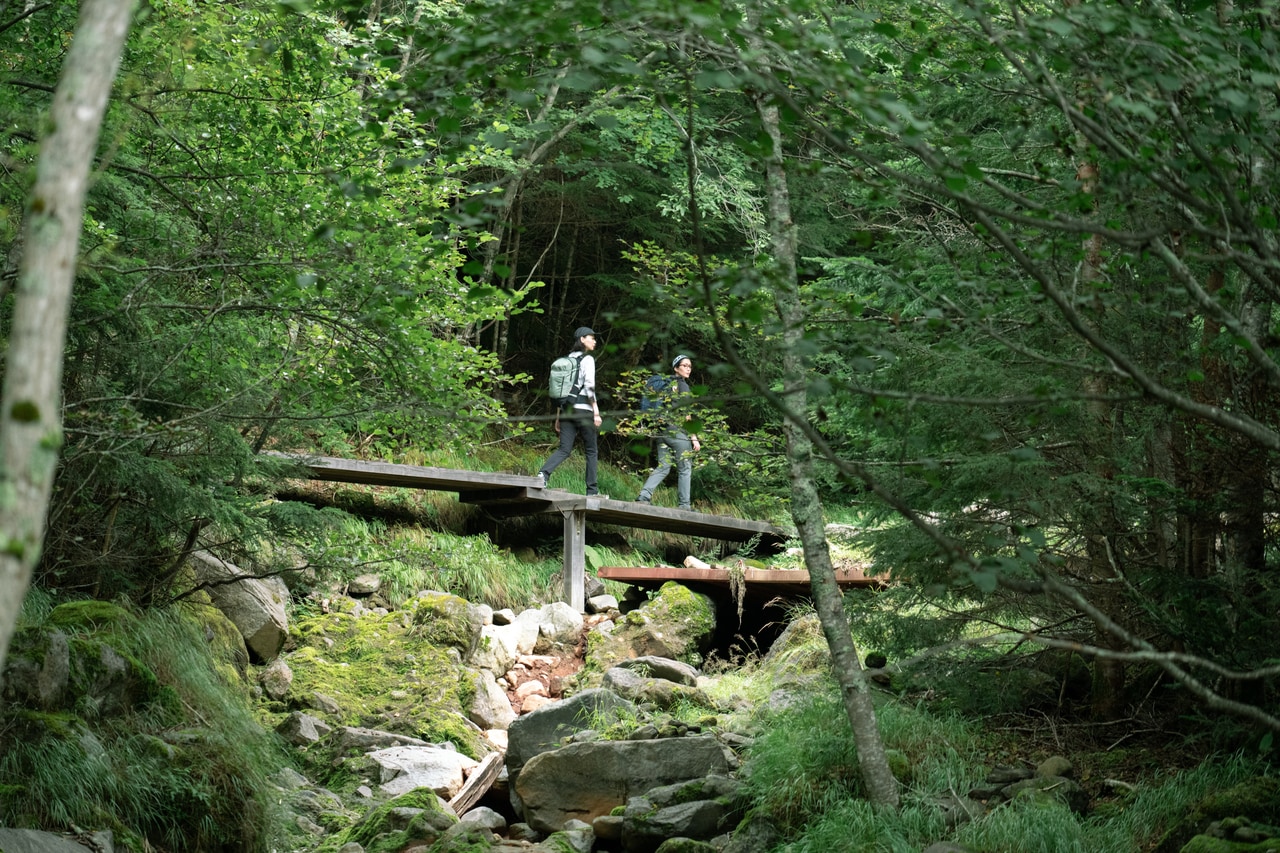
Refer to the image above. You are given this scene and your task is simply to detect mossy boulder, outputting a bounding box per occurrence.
[585,582,715,673]
[45,600,138,633]
[1154,777,1280,853]
[428,826,495,853]
[1,625,167,718]
[654,839,719,853]
[333,788,458,852]
[281,608,480,754]
[411,592,485,658]
[760,613,830,683]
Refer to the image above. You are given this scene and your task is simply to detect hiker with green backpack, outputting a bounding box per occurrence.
[536,327,604,496]
[635,353,701,511]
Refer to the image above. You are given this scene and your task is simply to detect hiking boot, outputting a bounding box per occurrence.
[679,504,692,511]
[635,496,650,504]
[535,471,548,488]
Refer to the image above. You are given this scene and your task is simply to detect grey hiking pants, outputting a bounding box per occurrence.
[637,431,693,509]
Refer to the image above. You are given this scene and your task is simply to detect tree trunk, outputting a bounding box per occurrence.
[755,94,900,811]
[0,0,134,680]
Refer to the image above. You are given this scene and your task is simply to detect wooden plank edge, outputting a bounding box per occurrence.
[446,751,504,817]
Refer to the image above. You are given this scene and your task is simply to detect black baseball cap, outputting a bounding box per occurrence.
[573,327,597,338]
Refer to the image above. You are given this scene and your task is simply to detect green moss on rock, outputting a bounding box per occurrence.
[410,592,482,656]
[428,827,494,853]
[45,600,137,633]
[283,608,480,755]
[339,788,457,849]
[653,839,720,853]
[1180,835,1280,853]
[1155,777,1280,853]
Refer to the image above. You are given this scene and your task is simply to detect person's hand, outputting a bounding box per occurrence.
[691,436,701,451]
[593,413,602,427]
[554,419,561,434]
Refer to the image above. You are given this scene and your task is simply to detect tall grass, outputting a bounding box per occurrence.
[383,527,562,610]
[742,679,1271,853]
[0,598,291,851]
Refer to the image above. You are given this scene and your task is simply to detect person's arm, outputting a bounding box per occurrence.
[583,355,602,425]
[677,377,700,449]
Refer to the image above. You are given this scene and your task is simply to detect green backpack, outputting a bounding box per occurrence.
[549,352,583,406]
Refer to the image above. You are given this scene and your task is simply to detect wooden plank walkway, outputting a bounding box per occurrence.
[268,452,790,610]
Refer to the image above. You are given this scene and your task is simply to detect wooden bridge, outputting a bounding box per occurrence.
[269,453,794,610]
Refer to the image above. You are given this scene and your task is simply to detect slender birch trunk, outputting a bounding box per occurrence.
[0,0,134,680]
[755,94,900,811]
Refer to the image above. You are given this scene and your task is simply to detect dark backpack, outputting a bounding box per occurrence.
[639,374,672,412]
[549,353,584,406]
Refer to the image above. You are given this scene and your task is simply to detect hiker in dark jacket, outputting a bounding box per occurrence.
[537,327,604,496]
[635,354,700,510]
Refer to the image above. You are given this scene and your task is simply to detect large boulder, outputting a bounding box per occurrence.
[410,591,485,658]
[0,829,110,853]
[506,688,638,784]
[467,669,517,730]
[367,744,480,798]
[602,667,712,710]
[514,736,731,833]
[1,607,166,718]
[536,602,584,651]
[615,656,700,686]
[470,623,523,673]
[189,550,289,662]
[622,775,746,853]
[586,583,716,673]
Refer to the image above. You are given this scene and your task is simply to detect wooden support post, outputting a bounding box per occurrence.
[562,507,586,611]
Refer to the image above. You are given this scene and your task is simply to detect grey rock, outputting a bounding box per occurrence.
[593,814,624,841]
[190,550,289,662]
[603,667,712,710]
[936,791,984,828]
[987,763,1034,784]
[368,744,479,798]
[276,711,332,745]
[537,601,584,649]
[721,812,782,853]
[348,573,382,595]
[459,807,508,832]
[36,631,70,709]
[1004,776,1088,814]
[467,669,517,731]
[587,594,619,614]
[508,823,541,841]
[623,799,730,853]
[307,691,341,714]
[333,726,430,750]
[0,829,110,853]
[514,735,731,833]
[259,657,293,700]
[275,767,309,789]
[550,827,595,853]
[616,656,700,686]
[506,688,638,783]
